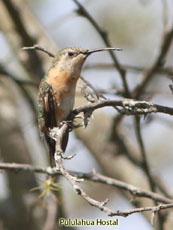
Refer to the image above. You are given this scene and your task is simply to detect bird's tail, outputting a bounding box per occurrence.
[45,134,55,167]
[45,131,69,167]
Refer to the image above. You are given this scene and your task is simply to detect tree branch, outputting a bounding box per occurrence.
[134,117,156,192]
[134,25,173,98]
[0,162,172,204]
[74,98,173,116]
[72,0,130,97]
[22,44,55,58]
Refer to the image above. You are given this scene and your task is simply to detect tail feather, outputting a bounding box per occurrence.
[45,131,69,167]
[45,135,56,167]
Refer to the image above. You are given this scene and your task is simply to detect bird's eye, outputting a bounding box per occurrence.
[68,52,75,57]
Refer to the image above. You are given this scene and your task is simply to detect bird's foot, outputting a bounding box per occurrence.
[55,146,76,160]
[71,114,85,129]
[59,120,73,130]
[61,152,76,160]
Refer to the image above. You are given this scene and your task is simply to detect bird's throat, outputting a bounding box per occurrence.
[47,67,79,91]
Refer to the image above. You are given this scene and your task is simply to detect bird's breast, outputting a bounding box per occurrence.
[46,68,78,124]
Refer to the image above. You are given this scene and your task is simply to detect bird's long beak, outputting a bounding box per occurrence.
[83,47,122,55]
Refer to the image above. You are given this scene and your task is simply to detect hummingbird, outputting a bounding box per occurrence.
[38,47,121,166]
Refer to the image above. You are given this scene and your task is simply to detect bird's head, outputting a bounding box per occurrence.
[53,47,121,77]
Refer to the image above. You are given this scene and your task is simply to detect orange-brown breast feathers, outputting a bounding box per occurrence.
[46,67,77,122]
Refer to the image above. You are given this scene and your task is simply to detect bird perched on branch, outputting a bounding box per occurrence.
[38,47,121,166]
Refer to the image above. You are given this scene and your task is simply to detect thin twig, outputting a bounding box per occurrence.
[80,75,106,100]
[74,98,173,116]
[0,162,172,204]
[134,26,173,99]
[108,203,173,217]
[134,116,166,229]
[22,44,55,58]
[135,117,156,192]
[72,0,130,97]
[91,172,173,204]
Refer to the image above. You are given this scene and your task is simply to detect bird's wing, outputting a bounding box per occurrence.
[38,78,57,166]
[38,79,57,134]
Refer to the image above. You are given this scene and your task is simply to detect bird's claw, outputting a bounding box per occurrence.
[61,153,76,160]
[59,120,73,131]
